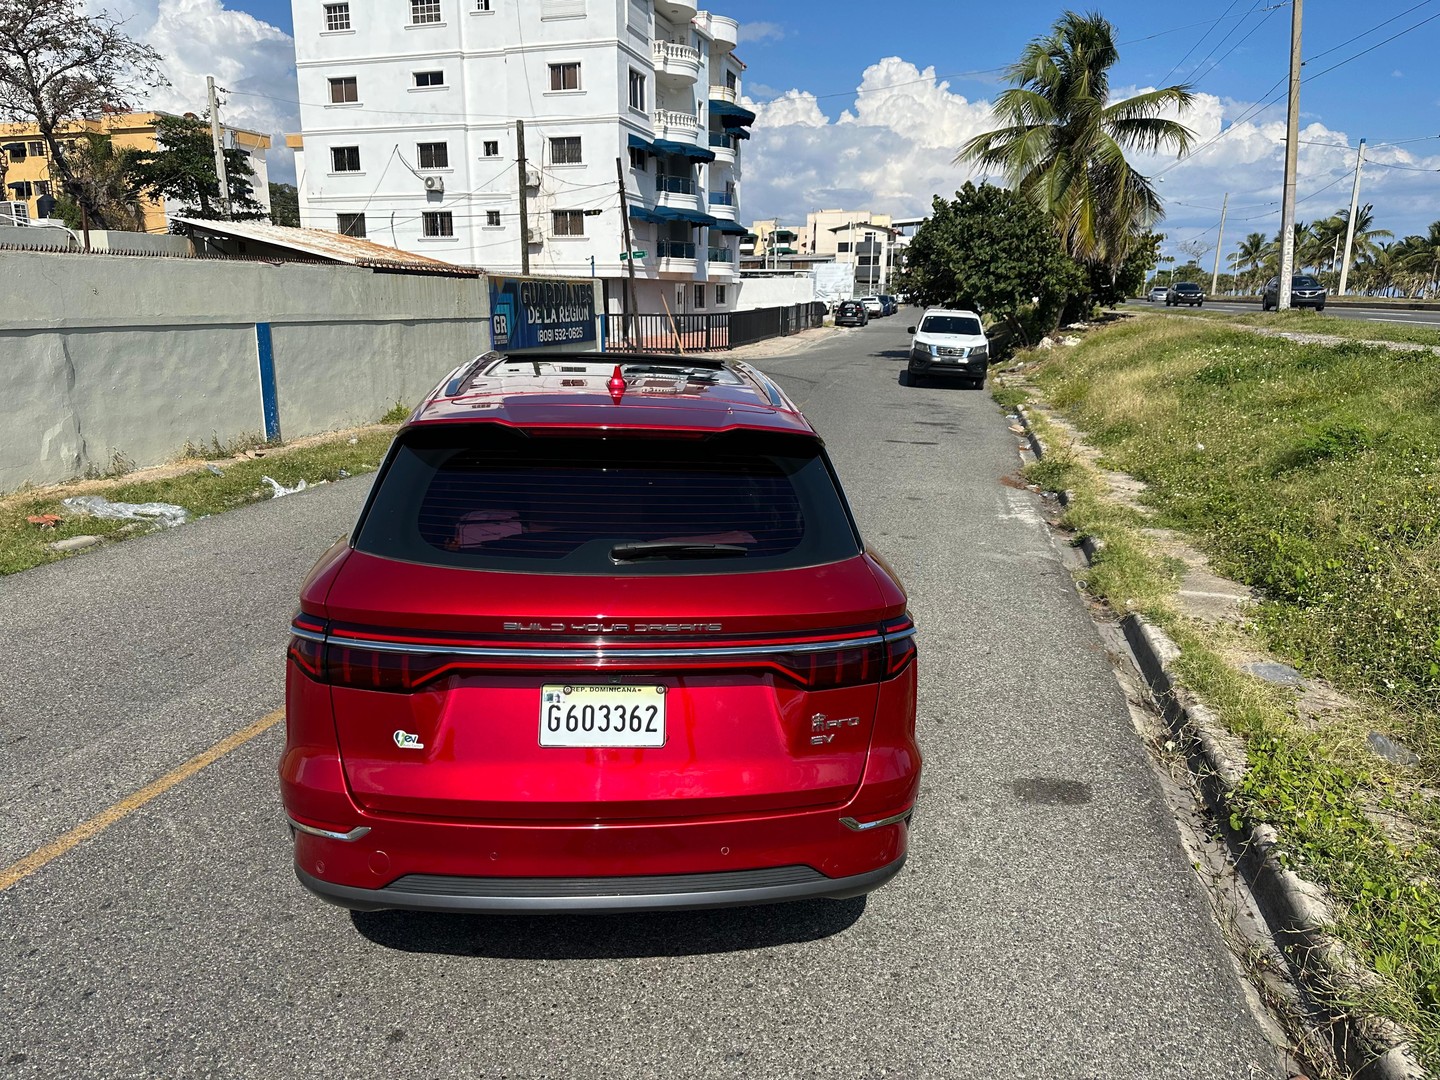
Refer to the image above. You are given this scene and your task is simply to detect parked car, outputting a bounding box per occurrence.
[835,299,869,327]
[859,296,885,316]
[906,308,990,388]
[1261,274,1327,312]
[878,295,898,315]
[1165,282,1204,307]
[281,351,921,913]
[1147,285,1169,303]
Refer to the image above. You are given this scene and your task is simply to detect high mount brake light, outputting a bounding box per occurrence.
[287,617,918,694]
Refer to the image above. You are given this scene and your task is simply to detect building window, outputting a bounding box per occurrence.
[628,69,647,112]
[337,213,366,237]
[553,210,584,236]
[8,181,32,198]
[725,70,737,91]
[715,284,727,305]
[328,76,358,103]
[34,180,51,196]
[474,0,492,8]
[422,211,454,237]
[549,136,581,165]
[837,242,851,253]
[331,145,361,172]
[693,284,705,309]
[548,62,580,91]
[628,146,647,171]
[5,143,25,162]
[410,0,442,24]
[324,3,350,30]
[27,141,46,157]
[485,210,501,226]
[483,140,500,157]
[417,141,449,168]
[414,70,445,87]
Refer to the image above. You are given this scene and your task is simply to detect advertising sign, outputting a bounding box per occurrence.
[489,277,596,350]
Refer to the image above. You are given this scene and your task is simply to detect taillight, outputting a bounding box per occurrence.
[287,614,327,680]
[882,615,917,678]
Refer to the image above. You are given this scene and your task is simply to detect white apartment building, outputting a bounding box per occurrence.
[289,0,750,316]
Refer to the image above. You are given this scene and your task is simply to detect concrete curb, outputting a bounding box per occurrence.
[1013,401,1427,1080]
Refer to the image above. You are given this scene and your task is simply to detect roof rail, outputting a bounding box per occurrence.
[442,351,503,397]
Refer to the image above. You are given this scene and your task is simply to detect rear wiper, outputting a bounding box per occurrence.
[610,542,749,561]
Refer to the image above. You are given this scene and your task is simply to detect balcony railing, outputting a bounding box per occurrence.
[658,240,697,260]
[709,85,738,104]
[708,190,735,206]
[707,247,734,262]
[652,109,700,133]
[654,41,702,66]
[708,132,738,150]
[656,174,696,195]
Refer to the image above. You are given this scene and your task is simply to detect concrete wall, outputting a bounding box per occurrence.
[0,227,194,254]
[733,273,816,311]
[0,249,599,492]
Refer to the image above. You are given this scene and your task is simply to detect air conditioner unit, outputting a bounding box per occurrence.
[0,200,30,226]
[526,227,542,246]
[524,165,541,188]
[423,175,445,193]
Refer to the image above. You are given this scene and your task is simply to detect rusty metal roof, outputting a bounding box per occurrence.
[171,217,480,276]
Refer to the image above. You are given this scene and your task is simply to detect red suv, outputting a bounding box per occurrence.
[281,351,920,913]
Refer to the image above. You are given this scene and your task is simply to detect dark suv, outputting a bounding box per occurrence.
[1262,275,1327,312]
[1165,282,1204,307]
[834,300,869,327]
[281,352,920,913]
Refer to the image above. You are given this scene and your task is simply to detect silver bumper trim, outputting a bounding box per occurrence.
[287,816,371,842]
[839,808,914,832]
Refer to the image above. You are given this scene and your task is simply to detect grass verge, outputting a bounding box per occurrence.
[998,315,1440,1066]
[0,428,397,576]
[1147,305,1440,349]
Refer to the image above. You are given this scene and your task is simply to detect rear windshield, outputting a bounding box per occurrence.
[354,426,862,575]
[920,315,982,336]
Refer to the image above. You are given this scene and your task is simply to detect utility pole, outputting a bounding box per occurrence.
[1276,0,1302,311]
[1338,138,1366,295]
[1211,192,1229,298]
[516,119,530,275]
[207,76,233,220]
[614,156,640,334]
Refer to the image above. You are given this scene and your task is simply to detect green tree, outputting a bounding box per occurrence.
[268,181,299,227]
[0,0,165,227]
[892,182,1084,349]
[1234,232,1271,291]
[958,11,1194,275]
[1392,221,1440,298]
[51,133,145,231]
[128,112,265,224]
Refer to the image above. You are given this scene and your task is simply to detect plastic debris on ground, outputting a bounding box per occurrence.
[337,469,350,479]
[261,476,307,498]
[60,495,189,529]
[206,464,225,476]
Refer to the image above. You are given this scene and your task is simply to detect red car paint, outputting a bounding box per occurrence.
[280,352,920,913]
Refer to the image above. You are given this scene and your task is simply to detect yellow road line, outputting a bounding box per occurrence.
[0,707,284,893]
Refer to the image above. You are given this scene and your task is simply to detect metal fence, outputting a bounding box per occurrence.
[602,302,825,354]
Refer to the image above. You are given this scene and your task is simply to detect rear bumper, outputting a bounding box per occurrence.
[296,853,906,913]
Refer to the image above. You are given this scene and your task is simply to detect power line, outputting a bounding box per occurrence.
[1156,0,1248,87]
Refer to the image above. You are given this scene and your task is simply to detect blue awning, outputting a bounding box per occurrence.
[652,138,717,164]
[731,127,751,140]
[711,220,748,235]
[626,133,654,153]
[672,208,719,227]
[710,100,757,125]
[628,205,665,223]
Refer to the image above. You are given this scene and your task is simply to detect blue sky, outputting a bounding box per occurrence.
[118,0,1440,263]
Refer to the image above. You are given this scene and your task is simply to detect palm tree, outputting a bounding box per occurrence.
[958,11,1195,274]
[1235,231,1270,291]
[53,134,146,232]
[1393,221,1440,298]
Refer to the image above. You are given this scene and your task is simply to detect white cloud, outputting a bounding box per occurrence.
[737,21,785,44]
[744,62,1440,247]
[85,0,298,181]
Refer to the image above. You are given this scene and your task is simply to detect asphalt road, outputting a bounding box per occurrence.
[0,316,1283,1079]
[1126,296,1440,327]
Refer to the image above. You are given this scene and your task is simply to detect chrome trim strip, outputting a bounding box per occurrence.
[882,626,917,643]
[289,626,327,644]
[839,808,913,832]
[287,817,371,842]
[323,632,886,661]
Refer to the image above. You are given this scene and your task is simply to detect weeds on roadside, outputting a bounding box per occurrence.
[380,401,412,425]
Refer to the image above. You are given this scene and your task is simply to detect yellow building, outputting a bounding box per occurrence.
[1,111,273,234]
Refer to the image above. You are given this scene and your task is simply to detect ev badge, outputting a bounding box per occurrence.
[393,730,425,750]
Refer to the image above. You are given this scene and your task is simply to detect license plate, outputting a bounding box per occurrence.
[539,685,666,748]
